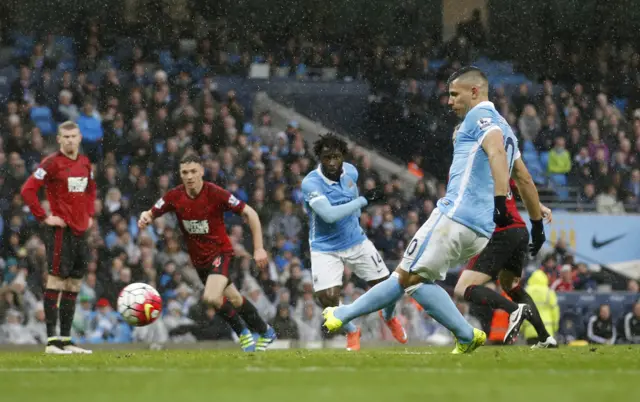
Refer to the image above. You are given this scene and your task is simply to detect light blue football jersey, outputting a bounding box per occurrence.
[437,101,520,237]
[301,162,367,252]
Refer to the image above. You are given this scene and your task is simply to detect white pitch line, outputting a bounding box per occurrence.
[0,366,639,376]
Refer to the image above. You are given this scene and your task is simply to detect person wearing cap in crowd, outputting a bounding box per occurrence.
[550,264,575,292]
[86,298,132,344]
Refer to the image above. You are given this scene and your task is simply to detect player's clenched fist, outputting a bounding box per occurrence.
[254,247,268,269]
[138,210,153,229]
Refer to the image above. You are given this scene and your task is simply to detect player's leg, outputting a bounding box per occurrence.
[486,227,535,344]
[499,262,557,348]
[454,233,520,314]
[224,284,277,351]
[351,239,407,344]
[311,250,361,350]
[397,212,486,352]
[43,226,72,354]
[59,232,92,353]
[202,273,255,351]
[324,211,445,329]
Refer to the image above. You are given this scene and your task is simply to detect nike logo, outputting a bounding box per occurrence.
[591,234,625,249]
[144,303,154,321]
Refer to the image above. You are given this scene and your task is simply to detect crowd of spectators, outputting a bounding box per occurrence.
[368,21,640,212]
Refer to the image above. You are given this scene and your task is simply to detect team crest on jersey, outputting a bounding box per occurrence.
[154,198,165,209]
[228,194,240,207]
[213,256,222,267]
[182,220,209,234]
[34,168,47,180]
[477,117,492,130]
[67,177,88,192]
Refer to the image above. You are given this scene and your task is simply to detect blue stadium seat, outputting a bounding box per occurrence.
[12,33,35,57]
[57,57,76,72]
[549,173,569,200]
[30,106,56,136]
[613,98,627,113]
[539,151,549,168]
[54,36,75,56]
[522,141,546,185]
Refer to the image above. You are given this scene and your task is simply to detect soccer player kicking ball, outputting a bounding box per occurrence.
[138,153,276,352]
[21,121,96,354]
[301,133,407,351]
[323,67,519,354]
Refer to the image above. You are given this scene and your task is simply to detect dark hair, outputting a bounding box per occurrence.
[313,133,348,158]
[180,153,202,165]
[446,66,487,86]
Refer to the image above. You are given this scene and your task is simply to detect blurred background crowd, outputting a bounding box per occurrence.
[0,0,639,348]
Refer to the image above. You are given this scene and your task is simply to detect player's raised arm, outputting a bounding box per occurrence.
[302,178,368,223]
[241,204,268,269]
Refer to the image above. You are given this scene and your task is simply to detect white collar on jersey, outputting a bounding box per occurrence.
[474,100,495,110]
[316,165,345,185]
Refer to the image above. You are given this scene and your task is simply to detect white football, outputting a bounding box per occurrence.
[117,282,163,327]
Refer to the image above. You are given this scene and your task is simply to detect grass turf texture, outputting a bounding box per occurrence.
[1,346,638,402]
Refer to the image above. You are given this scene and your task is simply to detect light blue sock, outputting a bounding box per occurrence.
[334,275,404,324]
[381,302,396,321]
[410,282,474,343]
[343,321,358,333]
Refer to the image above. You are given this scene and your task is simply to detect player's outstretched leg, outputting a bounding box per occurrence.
[323,273,404,334]
[367,277,407,344]
[224,285,277,351]
[501,273,557,349]
[204,275,255,352]
[408,282,486,354]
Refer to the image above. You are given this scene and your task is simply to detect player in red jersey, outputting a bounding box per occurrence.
[138,153,276,352]
[451,125,558,348]
[21,121,96,354]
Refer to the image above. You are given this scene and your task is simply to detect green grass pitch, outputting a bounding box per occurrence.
[0,346,638,402]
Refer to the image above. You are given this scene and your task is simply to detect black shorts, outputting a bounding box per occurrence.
[466,227,529,280]
[196,253,234,285]
[45,226,90,279]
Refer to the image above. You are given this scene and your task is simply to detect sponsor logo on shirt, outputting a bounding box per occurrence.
[308,191,321,200]
[67,177,88,192]
[34,168,47,180]
[228,194,240,207]
[154,198,165,209]
[477,117,492,130]
[182,220,210,234]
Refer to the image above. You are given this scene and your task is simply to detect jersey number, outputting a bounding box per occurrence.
[405,239,418,257]
[370,252,383,267]
[504,137,516,172]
